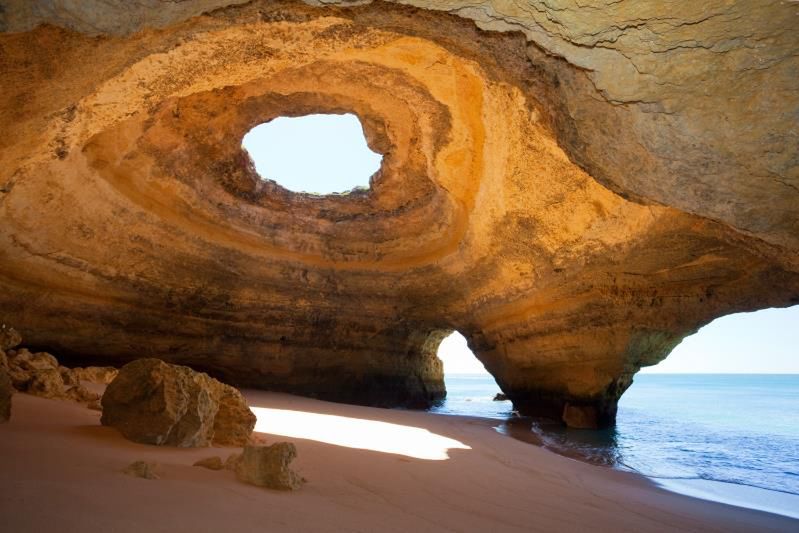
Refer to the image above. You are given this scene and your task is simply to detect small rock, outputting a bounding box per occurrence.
[122,461,160,480]
[235,443,302,491]
[493,393,508,401]
[224,453,242,471]
[87,398,102,411]
[0,349,7,371]
[0,368,12,422]
[193,456,224,470]
[0,326,21,351]
[7,364,32,391]
[73,366,118,385]
[59,366,80,388]
[65,383,100,403]
[27,368,66,399]
[10,349,59,372]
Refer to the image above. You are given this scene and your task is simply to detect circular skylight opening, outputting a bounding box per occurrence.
[242,113,383,195]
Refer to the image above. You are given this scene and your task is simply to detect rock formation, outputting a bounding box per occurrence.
[1,1,798,428]
[122,461,160,480]
[194,456,225,471]
[72,367,119,385]
[0,327,22,352]
[101,358,255,446]
[212,383,259,446]
[5,343,101,406]
[234,443,303,491]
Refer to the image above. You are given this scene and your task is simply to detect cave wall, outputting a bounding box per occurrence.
[1,0,797,427]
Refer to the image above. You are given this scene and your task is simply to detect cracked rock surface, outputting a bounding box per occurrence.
[1,0,798,427]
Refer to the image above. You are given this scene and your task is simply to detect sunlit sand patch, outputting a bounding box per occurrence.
[251,407,471,460]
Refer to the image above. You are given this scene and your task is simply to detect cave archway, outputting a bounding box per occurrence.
[431,331,513,418]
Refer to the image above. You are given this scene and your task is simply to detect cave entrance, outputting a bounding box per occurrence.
[241,113,383,194]
[609,305,799,512]
[431,331,513,418]
[639,305,799,375]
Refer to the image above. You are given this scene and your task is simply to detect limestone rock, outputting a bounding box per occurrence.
[10,349,58,373]
[3,348,105,406]
[0,350,7,371]
[562,404,600,430]
[224,453,242,471]
[101,358,219,447]
[193,456,224,470]
[235,443,302,491]
[101,358,255,447]
[65,383,100,403]
[0,368,12,423]
[59,366,79,388]
[27,368,66,399]
[211,383,257,447]
[7,364,31,391]
[122,461,160,480]
[73,366,118,384]
[0,327,21,351]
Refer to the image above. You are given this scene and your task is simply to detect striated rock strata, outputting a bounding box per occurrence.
[1,1,798,427]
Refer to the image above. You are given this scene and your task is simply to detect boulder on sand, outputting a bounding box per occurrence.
[235,443,303,491]
[101,358,256,447]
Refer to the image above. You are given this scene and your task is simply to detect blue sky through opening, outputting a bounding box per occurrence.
[242,113,382,194]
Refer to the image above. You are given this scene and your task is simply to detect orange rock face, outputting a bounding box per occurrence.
[1,1,798,427]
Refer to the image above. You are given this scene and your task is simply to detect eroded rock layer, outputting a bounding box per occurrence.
[1,0,798,427]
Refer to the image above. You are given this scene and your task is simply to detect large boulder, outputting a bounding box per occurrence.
[0,368,12,422]
[101,358,255,447]
[234,443,302,491]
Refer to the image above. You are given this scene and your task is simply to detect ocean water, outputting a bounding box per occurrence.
[429,374,799,517]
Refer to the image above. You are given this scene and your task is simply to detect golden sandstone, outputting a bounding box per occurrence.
[1,1,797,428]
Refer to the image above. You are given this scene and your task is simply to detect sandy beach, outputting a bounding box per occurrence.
[1,390,796,533]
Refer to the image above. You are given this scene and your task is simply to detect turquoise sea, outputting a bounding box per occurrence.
[429,373,799,518]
